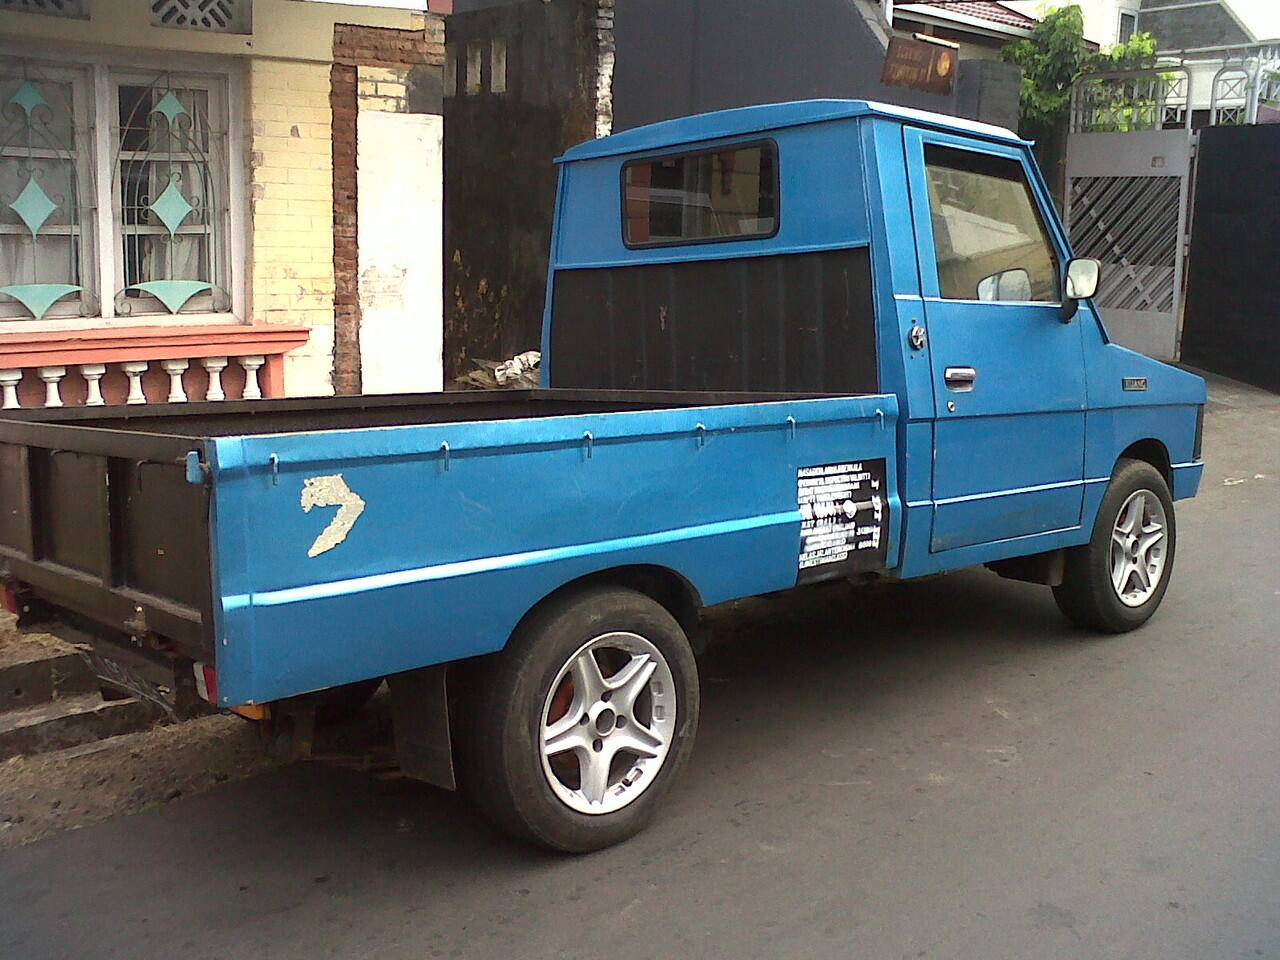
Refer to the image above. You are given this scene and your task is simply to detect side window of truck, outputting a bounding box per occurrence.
[923,145,1059,303]
[623,142,779,247]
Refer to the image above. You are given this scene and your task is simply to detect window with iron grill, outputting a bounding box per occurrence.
[0,55,233,323]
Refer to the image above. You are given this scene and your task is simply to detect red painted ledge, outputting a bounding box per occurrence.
[0,324,311,370]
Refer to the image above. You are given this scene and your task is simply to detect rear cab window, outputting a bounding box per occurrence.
[923,145,1059,303]
[623,141,779,247]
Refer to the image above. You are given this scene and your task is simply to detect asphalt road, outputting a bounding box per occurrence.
[2,378,1277,960]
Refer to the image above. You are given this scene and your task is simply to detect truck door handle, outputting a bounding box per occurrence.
[944,366,977,391]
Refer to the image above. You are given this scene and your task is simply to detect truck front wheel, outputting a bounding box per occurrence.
[1053,458,1177,633]
[462,586,699,852]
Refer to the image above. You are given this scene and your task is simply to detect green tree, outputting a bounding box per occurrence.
[1002,5,1157,204]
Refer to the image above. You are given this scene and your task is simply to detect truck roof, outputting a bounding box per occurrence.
[558,99,1025,163]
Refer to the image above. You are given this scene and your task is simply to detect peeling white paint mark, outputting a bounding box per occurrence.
[301,474,366,558]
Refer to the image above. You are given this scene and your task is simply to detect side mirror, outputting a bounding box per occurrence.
[1060,258,1101,322]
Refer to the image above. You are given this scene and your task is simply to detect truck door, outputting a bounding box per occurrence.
[903,128,1087,553]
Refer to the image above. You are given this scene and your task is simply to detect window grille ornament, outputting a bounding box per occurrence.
[0,0,90,20]
[0,63,87,319]
[9,176,59,237]
[114,74,227,316]
[150,0,250,35]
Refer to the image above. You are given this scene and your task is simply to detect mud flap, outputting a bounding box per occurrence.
[986,548,1066,587]
[388,664,456,790]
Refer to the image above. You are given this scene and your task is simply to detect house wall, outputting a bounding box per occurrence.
[332,22,446,395]
[0,1,442,402]
[0,0,419,60]
[248,58,338,397]
[1009,0,1262,50]
[1004,0,1132,47]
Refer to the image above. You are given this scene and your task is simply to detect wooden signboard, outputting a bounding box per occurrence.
[881,36,957,96]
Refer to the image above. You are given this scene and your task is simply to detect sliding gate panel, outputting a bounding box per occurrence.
[1065,129,1192,361]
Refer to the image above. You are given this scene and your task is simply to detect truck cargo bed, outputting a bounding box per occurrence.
[1,388,899,705]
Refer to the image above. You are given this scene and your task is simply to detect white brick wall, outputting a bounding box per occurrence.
[247,59,337,396]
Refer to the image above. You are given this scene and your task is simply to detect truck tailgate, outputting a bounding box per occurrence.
[0,421,213,659]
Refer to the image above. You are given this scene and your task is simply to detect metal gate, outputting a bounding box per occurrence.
[1065,69,1193,360]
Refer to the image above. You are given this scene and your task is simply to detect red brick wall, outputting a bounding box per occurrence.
[330,19,445,395]
[330,61,360,395]
[333,21,446,68]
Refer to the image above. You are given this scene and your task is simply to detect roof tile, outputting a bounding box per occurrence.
[907,2,1038,31]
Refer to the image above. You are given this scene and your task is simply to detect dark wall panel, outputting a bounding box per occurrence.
[549,247,878,393]
[611,0,1021,131]
[444,0,600,380]
[1181,124,1280,393]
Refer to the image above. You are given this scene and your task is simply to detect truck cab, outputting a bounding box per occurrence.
[0,100,1205,853]
[547,99,1204,581]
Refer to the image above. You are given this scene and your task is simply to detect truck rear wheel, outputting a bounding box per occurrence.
[462,586,699,852]
[1053,458,1176,633]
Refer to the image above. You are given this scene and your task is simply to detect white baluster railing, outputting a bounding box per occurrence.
[0,354,280,410]
[161,358,189,404]
[201,356,228,402]
[239,355,265,401]
[0,369,20,410]
[81,364,106,407]
[38,366,66,408]
[122,361,149,405]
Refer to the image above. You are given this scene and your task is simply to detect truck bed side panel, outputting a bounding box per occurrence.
[207,396,899,706]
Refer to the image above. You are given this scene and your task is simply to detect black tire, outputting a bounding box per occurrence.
[461,586,699,853]
[1053,458,1177,633]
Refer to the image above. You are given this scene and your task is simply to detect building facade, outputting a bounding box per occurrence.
[1004,0,1138,46]
[0,0,445,410]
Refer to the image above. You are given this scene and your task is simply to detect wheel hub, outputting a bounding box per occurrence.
[590,703,617,735]
[539,632,676,816]
[1109,489,1168,607]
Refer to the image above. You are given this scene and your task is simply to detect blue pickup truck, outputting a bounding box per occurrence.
[0,100,1204,851]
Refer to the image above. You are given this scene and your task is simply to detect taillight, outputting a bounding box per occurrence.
[1,584,19,615]
[193,661,219,704]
